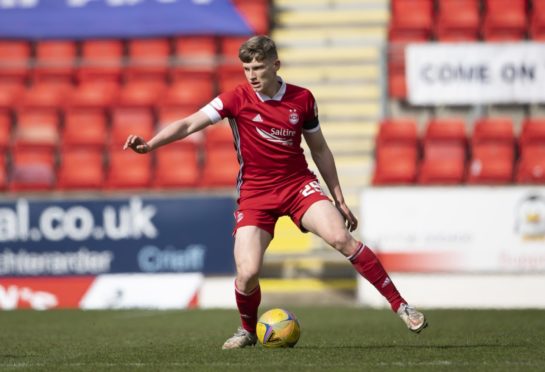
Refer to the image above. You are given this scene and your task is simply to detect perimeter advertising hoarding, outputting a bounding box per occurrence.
[406,43,545,105]
[0,195,236,276]
[360,187,545,273]
[0,0,251,39]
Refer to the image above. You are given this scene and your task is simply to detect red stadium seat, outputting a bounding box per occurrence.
[530,0,545,40]
[153,143,200,188]
[57,148,104,190]
[205,120,233,148]
[233,0,270,35]
[0,153,6,190]
[33,40,77,84]
[110,107,154,147]
[376,118,419,146]
[483,0,528,41]
[171,36,217,79]
[220,36,248,63]
[0,82,25,110]
[0,111,11,151]
[9,147,56,191]
[217,64,246,92]
[418,118,467,184]
[467,117,515,184]
[62,109,107,150]
[162,78,214,108]
[372,145,418,185]
[516,145,545,184]
[516,117,545,184]
[201,145,239,187]
[435,0,481,42]
[467,143,514,184]
[125,38,171,82]
[20,82,73,111]
[105,148,152,189]
[69,81,120,110]
[117,80,166,108]
[13,109,59,150]
[78,39,124,83]
[0,40,31,83]
[389,0,434,41]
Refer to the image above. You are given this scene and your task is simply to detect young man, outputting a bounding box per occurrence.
[124,35,427,349]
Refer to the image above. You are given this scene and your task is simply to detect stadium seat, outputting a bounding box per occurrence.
[0,40,31,83]
[117,80,166,109]
[20,82,73,111]
[372,118,419,185]
[0,82,25,110]
[33,40,77,83]
[78,39,124,83]
[110,107,154,147]
[0,153,6,190]
[153,143,200,188]
[483,0,527,41]
[125,38,171,82]
[418,118,467,184]
[205,120,234,148]
[9,147,56,191]
[467,117,515,184]
[105,148,152,189]
[171,36,217,79]
[516,117,545,184]
[62,109,107,150]
[217,64,246,92]
[372,145,419,185]
[516,145,545,184]
[530,0,545,40]
[376,118,419,146]
[69,81,120,110]
[435,0,481,42]
[220,36,248,63]
[13,109,59,150]
[467,143,514,184]
[162,78,214,108]
[57,148,104,190]
[201,145,239,187]
[389,0,434,41]
[232,0,270,35]
[0,111,10,151]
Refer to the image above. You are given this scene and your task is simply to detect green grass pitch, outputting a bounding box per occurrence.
[1,308,544,371]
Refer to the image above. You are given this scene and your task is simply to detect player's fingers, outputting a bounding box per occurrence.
[123,135,133,150]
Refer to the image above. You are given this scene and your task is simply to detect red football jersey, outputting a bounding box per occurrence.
[201,78,320,192]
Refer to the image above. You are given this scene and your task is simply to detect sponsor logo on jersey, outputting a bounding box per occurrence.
[288,109,299,125]
[256,127,294,146]
[252,114,264,122]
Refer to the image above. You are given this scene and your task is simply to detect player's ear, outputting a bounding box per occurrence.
[273,59,281,71]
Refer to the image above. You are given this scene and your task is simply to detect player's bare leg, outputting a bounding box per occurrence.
[222,226,271,349]
[300,200,427,333]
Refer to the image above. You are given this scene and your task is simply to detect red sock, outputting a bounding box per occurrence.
[235,283,261,333]
[349,243,406,312]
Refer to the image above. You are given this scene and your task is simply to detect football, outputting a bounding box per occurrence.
[256,308,301,348]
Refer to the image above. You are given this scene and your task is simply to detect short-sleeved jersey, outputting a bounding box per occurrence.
[201,77,320,193]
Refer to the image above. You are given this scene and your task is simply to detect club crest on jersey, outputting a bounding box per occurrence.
[288,109,299,125]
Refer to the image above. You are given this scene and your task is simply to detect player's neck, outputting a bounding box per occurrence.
[261,80,282,99]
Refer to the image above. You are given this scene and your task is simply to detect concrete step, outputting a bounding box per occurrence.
[275,8,389,28]
[279,45,381,65]
[273,27,386,46]
[280,64,381,85]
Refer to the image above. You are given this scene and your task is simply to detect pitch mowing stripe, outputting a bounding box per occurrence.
[261,278,356,292]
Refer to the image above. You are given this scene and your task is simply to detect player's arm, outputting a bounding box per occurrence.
[124,110,212,153]
[304,128,358,232]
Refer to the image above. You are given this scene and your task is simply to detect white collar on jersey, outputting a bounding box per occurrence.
[255,77,286,102]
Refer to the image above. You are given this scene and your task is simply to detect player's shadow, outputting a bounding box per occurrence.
[299,342,527,350]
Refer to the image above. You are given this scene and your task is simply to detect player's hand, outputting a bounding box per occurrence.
[123,135,151,154]
[336,201,358,232]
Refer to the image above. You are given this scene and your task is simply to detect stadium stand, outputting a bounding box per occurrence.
[62,109,108,150]
[153,142,201,188]
[105,148,152,189]
[0,40,31,83]
[33,40,77,84]
[9,147,56,191]
[77,39,124,83]
[57,148,104,190]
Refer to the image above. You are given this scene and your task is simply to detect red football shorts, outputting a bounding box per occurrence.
[233,175,331,237]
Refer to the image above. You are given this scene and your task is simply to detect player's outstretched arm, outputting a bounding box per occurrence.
[123,111,212,154]
[304,129,358,232]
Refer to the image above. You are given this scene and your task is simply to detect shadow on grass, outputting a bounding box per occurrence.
[296,342,528,350]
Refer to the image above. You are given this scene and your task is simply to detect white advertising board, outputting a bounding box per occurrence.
[360,187,545,273]
[406,43,545,105]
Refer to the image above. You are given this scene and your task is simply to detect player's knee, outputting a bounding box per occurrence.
[236,269,260,290]
[327,231,352,253]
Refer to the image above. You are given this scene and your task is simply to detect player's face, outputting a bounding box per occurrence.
[242,57,280,97]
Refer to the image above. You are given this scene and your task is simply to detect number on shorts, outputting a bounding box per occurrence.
[301,181,323,197]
